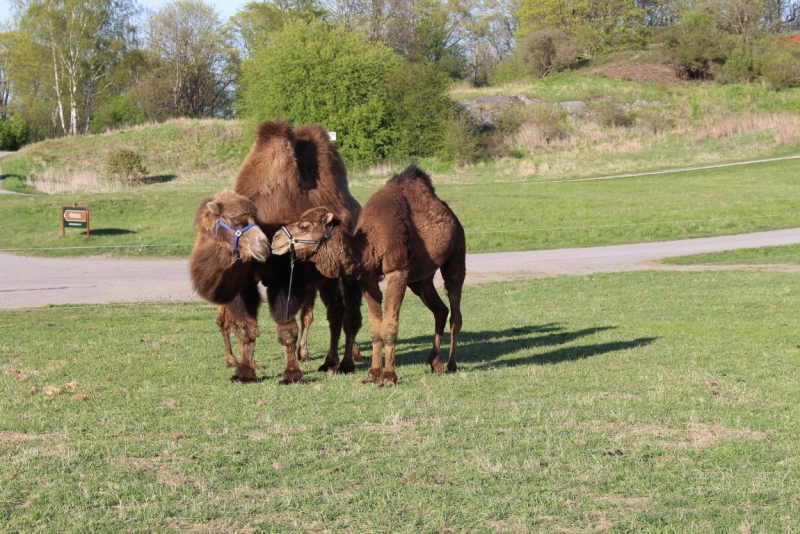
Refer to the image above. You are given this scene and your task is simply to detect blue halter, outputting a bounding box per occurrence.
[214,218,259,260]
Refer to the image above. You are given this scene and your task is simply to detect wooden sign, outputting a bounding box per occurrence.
[62,205,90,238]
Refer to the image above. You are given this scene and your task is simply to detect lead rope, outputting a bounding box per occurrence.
[286,243,296,322]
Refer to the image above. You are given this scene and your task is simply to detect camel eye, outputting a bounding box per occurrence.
[299,223,310,231]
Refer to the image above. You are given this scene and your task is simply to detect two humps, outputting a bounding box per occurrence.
[204,165,466,386]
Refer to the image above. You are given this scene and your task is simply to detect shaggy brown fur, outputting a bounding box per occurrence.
[189,121,362,384]
[272,165,466,386]
[190,190,270,379]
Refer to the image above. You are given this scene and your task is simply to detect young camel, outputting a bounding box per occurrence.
[271,165,466,386]
[190,190,271,379]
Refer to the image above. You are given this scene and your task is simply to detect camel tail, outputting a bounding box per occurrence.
[442,223,467,295]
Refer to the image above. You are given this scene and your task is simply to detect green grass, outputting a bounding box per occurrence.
[2,270,800,531]
[3,156,800,257]
[664,244,800,266]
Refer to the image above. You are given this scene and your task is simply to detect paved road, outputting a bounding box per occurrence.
[2,227,800,309]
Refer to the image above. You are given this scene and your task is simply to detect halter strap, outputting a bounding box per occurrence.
[280,223,334,321]
[214,218,259,260]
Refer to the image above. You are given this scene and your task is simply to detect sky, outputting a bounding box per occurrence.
[1,0,248,25]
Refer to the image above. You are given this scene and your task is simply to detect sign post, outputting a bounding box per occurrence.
[62,205,90,239]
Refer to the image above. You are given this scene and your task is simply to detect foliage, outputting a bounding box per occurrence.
[0,114,29,150]
[16,0,139,137]
[516,0,649,57]
[666,11,727,79]
[89,91,147,134]
[756,37,800,88]
[440,110,480,166]
[520,29,580,77]
[142,0,239,119]
[490,52,529,85]
[592,98,634,127]
[239,21,452,165]
[105,148,147,184]
[383,60,453,158]
[229,0,326,56]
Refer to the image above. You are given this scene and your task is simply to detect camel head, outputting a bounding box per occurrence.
[271,206,336,260]
[193,190,270,263]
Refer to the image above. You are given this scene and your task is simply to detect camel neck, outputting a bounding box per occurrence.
[311,225,371,280]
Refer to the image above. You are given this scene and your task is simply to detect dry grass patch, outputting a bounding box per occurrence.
[484,515,529,533]
[613,422,769,450]
[596,494,651,506]
[164,517,255,533]
[27,166,122,194]
[692,112,800,143]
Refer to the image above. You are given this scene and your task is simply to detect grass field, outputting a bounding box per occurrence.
[664,244,800,266]
[2,156,800,257]
[2,270,799,532]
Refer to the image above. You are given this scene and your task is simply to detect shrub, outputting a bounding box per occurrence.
[666,12,726,79]
[491,53,529,85]
[238,22,450,166]
[383,61,453,159]
[0,115,30,150]
[520,29,580,78]
[90,92,147,134]
[106,148,147,185]
[441,111,479,167]
[714,45,757,83]
[757,39,800,89]
[593,99,633,128]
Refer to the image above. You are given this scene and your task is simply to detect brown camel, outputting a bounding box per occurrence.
[190,120,363,384]
[271,165,466,386]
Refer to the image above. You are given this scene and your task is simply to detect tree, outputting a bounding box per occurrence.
[516,0,649,56]
[143,0,239,118]
[229,0,326,56]
[16,0,139,136]
[238,21,452,164]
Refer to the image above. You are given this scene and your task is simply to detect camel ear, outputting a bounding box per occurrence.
[206,202,221,215]
[323,212,334,225]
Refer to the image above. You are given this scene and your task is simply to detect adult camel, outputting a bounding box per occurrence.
[190,121,362,384]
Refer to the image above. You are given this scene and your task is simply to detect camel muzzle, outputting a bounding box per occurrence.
[214,218,264,261]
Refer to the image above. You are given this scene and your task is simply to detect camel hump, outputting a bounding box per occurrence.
[387,165,435,193]
[255,120,295,147]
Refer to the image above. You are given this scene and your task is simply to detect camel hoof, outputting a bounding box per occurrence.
[278,368,306,385]
[446,362,458,373]
[231,364,258,383]
[363,368,382,383]
[296,347,311,362]
[379,371,398,387]
[318,353,340,372]
[336,358,356,375]
[352,345,365,363]
[430,358,444,374]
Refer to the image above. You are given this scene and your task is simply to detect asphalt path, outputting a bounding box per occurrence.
[2,227,800,309]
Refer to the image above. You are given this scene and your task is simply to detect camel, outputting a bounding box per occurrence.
[271,165,466,386]
[190,120,362,384]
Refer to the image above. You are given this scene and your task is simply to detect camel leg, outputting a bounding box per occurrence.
[359,275,384,383]
[379,270,408,387]
[317,279,343,372]
[338,278,363,374]
[216,305,238,368]
[441,248,466,374]
[296,291,316,362]
[409,276,449,373]
[228,283,262,382]
[267,264,306,385]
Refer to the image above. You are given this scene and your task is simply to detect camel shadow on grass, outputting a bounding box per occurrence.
[393,323,658,370]
[90,228,137,236]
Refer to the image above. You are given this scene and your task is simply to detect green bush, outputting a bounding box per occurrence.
[593,99,633,128]
[90,92,147,134]
[519,29,580,78]
[714,45,757,83]
[106,148,147,185]
[757,39,800,89]
[491,53,529,85]
[440,111,479,167]
[238,22,451,166]
[666,12,726,79]
[0,115,30,151]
